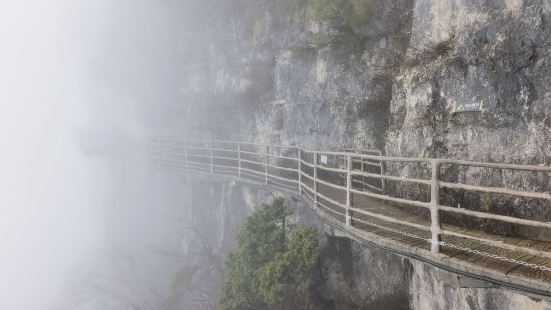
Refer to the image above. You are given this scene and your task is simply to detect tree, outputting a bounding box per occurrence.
[220,198,320,310]
[160,224,223,310]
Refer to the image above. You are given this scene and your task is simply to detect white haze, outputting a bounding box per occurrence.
[0,0,178,309]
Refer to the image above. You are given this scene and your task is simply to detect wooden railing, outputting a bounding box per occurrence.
[147,137,551,258]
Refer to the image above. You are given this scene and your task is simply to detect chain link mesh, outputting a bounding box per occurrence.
[349,215,551,272]
[439,241,551,272]
[351,216,432,243]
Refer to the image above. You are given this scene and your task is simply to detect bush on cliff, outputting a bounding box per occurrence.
[280,0,373,33]
[219,197,320,310]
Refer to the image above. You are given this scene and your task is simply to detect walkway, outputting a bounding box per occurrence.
[148,137,551,294]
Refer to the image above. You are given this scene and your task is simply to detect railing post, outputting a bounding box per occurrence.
[184,139,188,169]
[380,160,386,195]
[298,148,302,194]
[346,155,353,226]
[157,137,162,169]
[265,145,269,185]
[237,142,241,178]
[430,159,442,254]
[210,141,214,174]
[360,158,366,191]
[314,152,318,206]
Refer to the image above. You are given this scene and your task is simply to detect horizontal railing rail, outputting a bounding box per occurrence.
[148,137,551,270]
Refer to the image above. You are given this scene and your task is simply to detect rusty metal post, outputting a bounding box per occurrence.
[430,159,442,253]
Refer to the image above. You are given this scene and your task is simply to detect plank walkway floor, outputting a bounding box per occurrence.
[309,182,551,285]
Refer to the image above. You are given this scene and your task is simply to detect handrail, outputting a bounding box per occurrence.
[351,170,431,185]
[440,158,551,172]
[350,188,430,209]
[239,158,265,167]
[438,205,551,229]
[267,173,299,184]
[239,166,264,175]
[150,137,551,261]
[352,179,384,192]
[300,171,314,181]
[238,151,299,161]
[211,155,239,162]
[315,177,347,191]
[440,181,551,200]
[316,165,347,174]
[269,177,300,191]
[316,190,346,208]
[300,159,315,168]
[265,163,299,173]
[190,146,238,153]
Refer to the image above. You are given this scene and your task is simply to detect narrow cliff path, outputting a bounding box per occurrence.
[149,137,551,297]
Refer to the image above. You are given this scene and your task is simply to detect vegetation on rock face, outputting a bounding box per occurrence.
[311,0,372,34]
[219,197,321,310]
[480,193,491,212]
[280,0,373,33]
[279,0,374,57]
[251,16,266,41]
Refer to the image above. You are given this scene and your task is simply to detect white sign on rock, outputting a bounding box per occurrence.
[320,154,328,165]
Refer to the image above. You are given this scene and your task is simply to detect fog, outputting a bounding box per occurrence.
[0,0,181,309]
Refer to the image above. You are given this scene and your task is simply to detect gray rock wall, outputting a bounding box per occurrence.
[386,0,551,163]
[384,0,551,234]
[175,0,551,163]
[176,0,412,151]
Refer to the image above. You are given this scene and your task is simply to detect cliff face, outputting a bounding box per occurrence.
[176,0,412,151]
[387,0,551,162]
[177,0,550,161]
[170,0,551,309]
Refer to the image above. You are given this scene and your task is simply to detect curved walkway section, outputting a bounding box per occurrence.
[148,137,551,293]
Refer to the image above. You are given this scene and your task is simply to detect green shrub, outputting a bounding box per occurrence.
[279,0,372,33]
[481,193,491,211]
[280,0,373,57]
[251,16,265,41]
[219,198,320,310]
